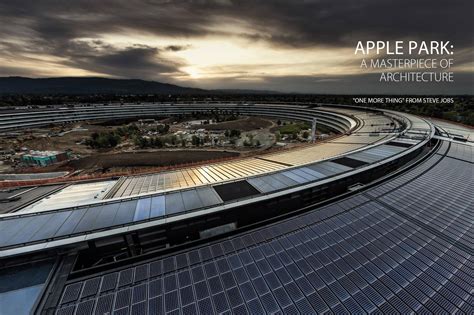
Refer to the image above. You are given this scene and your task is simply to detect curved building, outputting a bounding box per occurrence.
[0,103,471,315]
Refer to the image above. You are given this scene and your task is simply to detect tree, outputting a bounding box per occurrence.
[87,131,121,148]
[107,133,120,147]
[191,135,200,146]
[275,132,281,141]
[230,129,241,137]
[152,137,163,148]
[170,135,178,145]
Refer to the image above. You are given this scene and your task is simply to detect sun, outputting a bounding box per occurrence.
[184,67,201,79]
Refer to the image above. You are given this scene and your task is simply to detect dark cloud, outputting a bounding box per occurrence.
[1,1,471,49]
[237,0,473,49]
[8,1,474,46]
[165,45,191,52]
[0,0,472,92]
[62,44,184,79]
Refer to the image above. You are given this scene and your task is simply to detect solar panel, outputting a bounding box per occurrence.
[44,134,471,314]
[92,203,119,230]
[100,272,118,293]
[118,269,134,288]
[2,214,50,246]
[95,293,114,314]
[148,278,162,299]
[112,200,138,226]
[54,208,89,237]
[264,174,291,190]
[181,189,204,211]
[134,264,149,283]
[56,305,74,315]
[291,168,318,181]
[195,187,222,207]
[80,277,100,299]
[247,176,279,193]
[28,211,72,243]
[309,161,352,175]
[271,173,298,186]
[133,198,152,222]
[114,289,131,311]
[150,195,165,218]
[299,166,327,179]
[132,283,147,303]
[75,300,94,315]
[60,282,83,304]
[73,206,100,233]
[180,285,194,306]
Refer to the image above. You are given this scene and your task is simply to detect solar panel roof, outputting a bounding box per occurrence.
[53,141,473,314]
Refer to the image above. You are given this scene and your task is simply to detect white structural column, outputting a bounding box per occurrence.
[311,118,317,143]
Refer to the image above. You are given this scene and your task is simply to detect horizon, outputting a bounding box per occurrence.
[2,76,474,96]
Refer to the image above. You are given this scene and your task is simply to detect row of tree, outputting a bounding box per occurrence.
[134,135,180,149]
[86,123,172,149]
[86,131,122,148]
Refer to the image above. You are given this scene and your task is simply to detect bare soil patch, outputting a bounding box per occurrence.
[66,150,239,170]
[19,123,117,154]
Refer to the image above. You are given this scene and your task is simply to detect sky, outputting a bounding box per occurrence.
[0,0,472,94]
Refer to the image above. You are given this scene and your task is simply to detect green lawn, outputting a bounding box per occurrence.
[278,122,311,135]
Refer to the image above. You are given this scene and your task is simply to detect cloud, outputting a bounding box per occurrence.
[195,72,474,95]
[165,45,191,52]
[59,42,184,79]
[2,1,471,48]
[0,0,471,93]
[0,66,38,77]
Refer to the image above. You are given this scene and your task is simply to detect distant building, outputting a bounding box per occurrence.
[21,150,70,167]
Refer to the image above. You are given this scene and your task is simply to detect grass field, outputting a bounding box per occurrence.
[278,122,311,134]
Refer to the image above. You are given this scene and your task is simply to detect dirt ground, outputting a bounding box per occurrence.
[52,150,240,173]
[4,116,315,176]
[9,117,274,154]
[14,123,117,154]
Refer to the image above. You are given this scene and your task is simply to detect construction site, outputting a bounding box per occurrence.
[0,105,332,186]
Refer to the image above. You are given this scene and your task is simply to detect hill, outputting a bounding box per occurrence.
[0,77,206,94]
